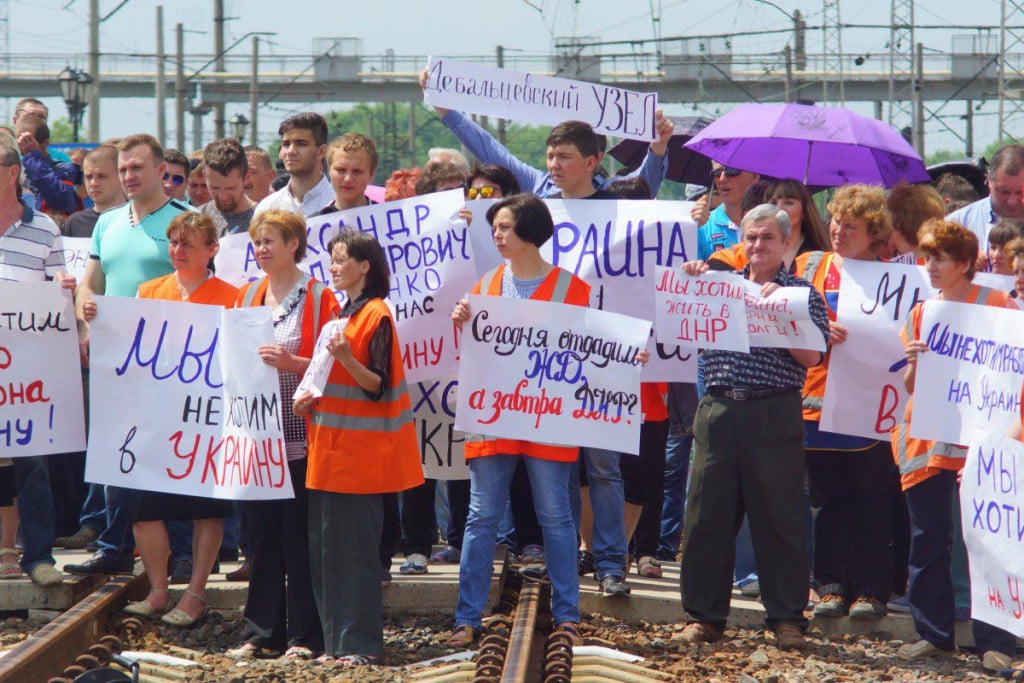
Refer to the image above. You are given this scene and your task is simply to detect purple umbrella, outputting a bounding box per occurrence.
[683,102,930,188]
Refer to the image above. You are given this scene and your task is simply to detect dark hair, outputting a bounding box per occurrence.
[162,148,188,172]
[485,194,555,248]
[15,114,48,143]
[933,172,978,206]
[14,98,46,118]
[988,219,1023,247]
[918,218,980,279]
[415,160,466,195]
[468,164,520,197]
[740,179,771,215]
[765,178,830,250]
[249,210,308,263]
[278,112,328,147]
[327,231,391,300]
[606,176,651,199]
[990,144,1024,177]
[546,120,601,159]
[116,134,165,163]
[203,137,248,177]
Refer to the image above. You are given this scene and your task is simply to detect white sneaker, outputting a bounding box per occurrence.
[897,639,954,661]
[29,563,63,587]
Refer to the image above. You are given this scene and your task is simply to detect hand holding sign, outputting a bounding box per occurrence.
[295,318,348,399]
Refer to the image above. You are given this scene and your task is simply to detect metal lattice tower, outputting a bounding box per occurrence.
[999,0,1024,143]
[822,0,845,104]
[888,0,915,126]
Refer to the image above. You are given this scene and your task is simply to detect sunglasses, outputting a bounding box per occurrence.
[163,172,186,186]
[710,167,743,180]
[466,186,498,200]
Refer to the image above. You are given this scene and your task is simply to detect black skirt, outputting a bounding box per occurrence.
[130,490,233,522]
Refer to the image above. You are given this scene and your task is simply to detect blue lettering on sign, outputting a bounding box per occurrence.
[0,418,33,447]
[550,219,690,279]
[977,444,1020,496]
[114,317,223,389]
[971,496,1024,541]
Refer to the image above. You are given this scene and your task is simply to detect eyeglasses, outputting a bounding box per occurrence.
[710,167,743,180]
[467,186,498,200]
[163,172,186,186]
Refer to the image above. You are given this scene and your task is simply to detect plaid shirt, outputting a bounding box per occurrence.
[702,265,830,391]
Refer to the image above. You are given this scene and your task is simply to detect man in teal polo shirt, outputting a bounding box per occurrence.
[69,133,190,576]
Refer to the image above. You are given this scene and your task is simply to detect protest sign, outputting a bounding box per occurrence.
[0,282,85,456]
[411,379,468,480]
[653,268,749,352]
[960,430,1024,637]
[739,281,826,352]
[974,272,1016,293]
[214,232,327,287]
[542,199,699,381]
[455,295,649,454]
[820,260,933,439]
[86,297,293,500]
[423,57,658,142]
[466,198,501,277]
[60,236,91,282]
[911,300,1024,445]
[295,318,347,399]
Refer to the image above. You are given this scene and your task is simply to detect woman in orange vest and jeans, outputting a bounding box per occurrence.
[449,194,591,648]
[294,230,424,667]
[893,219,1017,669]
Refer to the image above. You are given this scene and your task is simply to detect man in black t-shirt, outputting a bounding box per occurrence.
[63,145,125,238]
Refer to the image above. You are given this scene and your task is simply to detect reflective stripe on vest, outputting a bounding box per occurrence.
[240,277,264,307]
[311,405,414,434]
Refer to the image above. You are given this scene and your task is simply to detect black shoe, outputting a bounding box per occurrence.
[64,553,135,575]
[519,563,549,581]
[600,575,632,597]
[577,550,596,577]
[169,559,193,584]
[217,547,240,562]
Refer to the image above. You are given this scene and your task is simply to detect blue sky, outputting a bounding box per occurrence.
[8,0,1006,156]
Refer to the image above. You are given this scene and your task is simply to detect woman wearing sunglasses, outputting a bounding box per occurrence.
[466,165,519,200]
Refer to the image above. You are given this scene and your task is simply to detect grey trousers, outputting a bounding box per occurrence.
[308,489,384,657]
[680,390,810,631]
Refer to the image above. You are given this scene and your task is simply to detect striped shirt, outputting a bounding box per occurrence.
[702,265,830,391]
[0,201,65,282]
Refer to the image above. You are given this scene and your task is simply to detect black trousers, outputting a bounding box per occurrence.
[806,441,895,602]
[509,459,543,550]
[626,420,669,558]
[681,391,809,631]
[240,458,323,651]
[380,493,400,570]
[400,479,471,556]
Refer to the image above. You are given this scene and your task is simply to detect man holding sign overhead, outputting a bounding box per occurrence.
[677,204,829,651]
[419,65,674,198]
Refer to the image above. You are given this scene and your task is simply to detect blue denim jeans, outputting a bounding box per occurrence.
[456,454,578,627]
[13,456,55,571]
[94,485,134,559]
[658,431,693,560]
[734,517,758,587]
[571,447,627,580]
[78,483,107,534]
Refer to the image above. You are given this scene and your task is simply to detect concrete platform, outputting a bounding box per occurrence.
[0,548,976,647]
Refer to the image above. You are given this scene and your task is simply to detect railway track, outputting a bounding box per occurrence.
[0,572,151,683]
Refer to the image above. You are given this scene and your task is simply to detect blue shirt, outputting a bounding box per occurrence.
[440,110,668,198]
[696,204,740,261]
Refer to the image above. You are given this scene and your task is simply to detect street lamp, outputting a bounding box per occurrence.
[229,113,250,142]
[57,66,94,142]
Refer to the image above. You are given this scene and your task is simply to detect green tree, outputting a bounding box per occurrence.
[47,117,74,144]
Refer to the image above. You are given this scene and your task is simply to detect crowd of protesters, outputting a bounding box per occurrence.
[0,80,1022,674]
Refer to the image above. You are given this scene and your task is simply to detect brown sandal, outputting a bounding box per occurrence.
[0,548,21,579]
[447,625,479,647]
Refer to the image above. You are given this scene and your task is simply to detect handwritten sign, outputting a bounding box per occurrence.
[820,260,932,439]
[974,272,1016,293]
[739,281,825,352]
[60,236,92,282]
[911,300,1024,445]
[455,295,649,454]
[540,199,699,381]
[216,190,475,383]
[423,57,658,142]
[0,282,85,457]
[654,268,749,352]
[960,430,1024,637]
[86,297,293,500]
[295,318,347,399]
[411,380,468,480]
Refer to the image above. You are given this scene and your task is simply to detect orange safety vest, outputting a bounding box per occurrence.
[794,251,837,423]
[305,298,424,495]
[708,243,748,271]
[138,273,239,307]
[465,264,591,462]
[236,276,340,360]
[891,285,1010,491]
